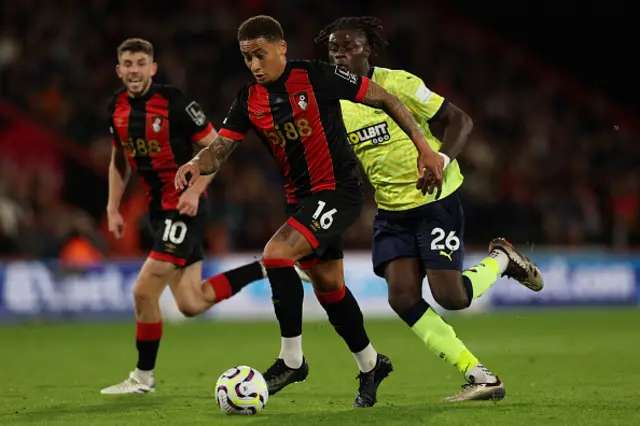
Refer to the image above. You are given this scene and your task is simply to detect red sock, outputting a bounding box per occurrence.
[136,321,163,340]
[136,321,163,371]
[315,285,346,305]
[206,261,265,303]
[208,274,232,302]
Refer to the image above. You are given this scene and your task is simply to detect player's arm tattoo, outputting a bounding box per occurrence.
[273,224,302,248]
[194,128,218,149]
[361,82,430,152]
[430,102,473,159]
[195,135,239,175]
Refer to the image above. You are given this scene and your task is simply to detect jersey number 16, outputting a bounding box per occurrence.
[312,200,337,230]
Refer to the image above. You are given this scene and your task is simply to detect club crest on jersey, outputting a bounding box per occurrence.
[151,116,163,133]
[349,122,390,145]
[294,91,308,111]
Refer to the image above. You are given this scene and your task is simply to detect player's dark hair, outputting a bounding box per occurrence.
[314,17,388,56]
[117,38,154,58]
[237,15,284,42]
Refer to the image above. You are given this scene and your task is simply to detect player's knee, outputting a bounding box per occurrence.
[132,282,159,311]
[262,241,296,262]
[311,275,343,293]
[431,286,470,311]
[428,271,471,311]
[175,299,200,318]
[436,295,470,311]
[307,260,344,293]
[134,263,174,309]
[387,281,421,315]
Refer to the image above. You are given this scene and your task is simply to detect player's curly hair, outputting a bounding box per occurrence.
[238,15,284,42]
[314,17,388,56]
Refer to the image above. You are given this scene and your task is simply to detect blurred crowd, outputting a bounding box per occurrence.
[1,0,638,260]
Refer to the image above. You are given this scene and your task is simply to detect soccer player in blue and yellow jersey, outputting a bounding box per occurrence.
[315,17,545,401]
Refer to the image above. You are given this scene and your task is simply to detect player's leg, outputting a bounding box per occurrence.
[168,258,266,317]
[419,193,541,400]
[308,257,392,408]
[383,258,503,401]
[100,206,263,394]
[413,193,504,400]
[161,205,292,318]
[423,193,543,313]
[167,221,265,318]
[370,212,498,400]
[259,222,314,393]
[100,257,179,394]
[166,247,308,318]
[431,237,542,402]
[427,248,539,310]
[262,182,367,397]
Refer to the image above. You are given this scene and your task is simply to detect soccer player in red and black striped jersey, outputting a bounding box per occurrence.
[175,16,443,407]
[101,38,291,395]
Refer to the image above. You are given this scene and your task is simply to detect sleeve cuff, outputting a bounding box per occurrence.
[428,99,449,123]
[191,123,215,141]
[354,77,371,103]
[219,128,245,141]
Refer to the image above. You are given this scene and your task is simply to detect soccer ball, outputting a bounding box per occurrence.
[215,366,269,415]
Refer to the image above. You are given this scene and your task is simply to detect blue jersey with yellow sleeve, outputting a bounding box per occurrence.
[340,67,464,211]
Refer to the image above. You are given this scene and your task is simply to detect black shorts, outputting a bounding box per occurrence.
[148,197,209,268]
[286,179,364,269]
[372,191,465,277]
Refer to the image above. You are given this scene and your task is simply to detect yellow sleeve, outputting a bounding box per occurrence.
[339,100,359,133]
[386,71,446,122]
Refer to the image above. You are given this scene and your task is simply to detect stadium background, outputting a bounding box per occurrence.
[1,1,639,424]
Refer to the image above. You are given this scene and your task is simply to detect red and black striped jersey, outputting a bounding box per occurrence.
[108,84,214,212]
[219,60,370,204]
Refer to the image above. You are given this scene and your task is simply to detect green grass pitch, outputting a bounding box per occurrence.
[1,309,639,425]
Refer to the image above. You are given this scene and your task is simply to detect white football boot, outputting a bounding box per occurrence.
[444,364,505,402]
[489,238,544,291]
[100,370,155,394]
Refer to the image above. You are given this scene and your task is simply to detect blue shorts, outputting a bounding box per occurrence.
[372,191,465,277]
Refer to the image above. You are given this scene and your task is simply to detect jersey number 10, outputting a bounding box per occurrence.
[163,219,187,244]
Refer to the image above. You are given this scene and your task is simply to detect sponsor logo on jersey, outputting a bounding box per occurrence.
[185,101,207,126]
[334,66,359,84]
[349,122,390,145]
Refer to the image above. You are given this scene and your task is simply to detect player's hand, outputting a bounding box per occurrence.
[175,159,200,190]
[107,209,125,239]
[177,188,200,217]
[416,150,443,199]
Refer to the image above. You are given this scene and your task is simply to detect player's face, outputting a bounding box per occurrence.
[240,38,287,85]
[116,51,157,96]
[327,30,370,75]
